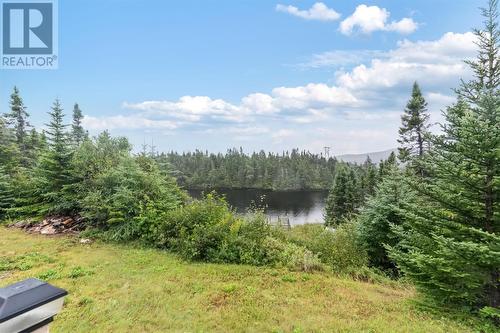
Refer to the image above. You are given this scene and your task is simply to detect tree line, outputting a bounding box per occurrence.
[158,148,388,192]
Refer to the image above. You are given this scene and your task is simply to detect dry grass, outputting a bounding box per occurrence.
[0,228,479,332]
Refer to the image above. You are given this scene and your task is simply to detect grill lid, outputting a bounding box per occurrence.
[0,278,68,323]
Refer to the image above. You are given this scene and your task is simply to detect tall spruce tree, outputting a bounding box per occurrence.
[361,157,378,198]
[71,103,86,146]
[325,165,359,226]
[398,82,431,172]
[389,0,500,310]
[34,99,74,213]
[4,87,30,152]
[458,0,500,102]
[0,116,20,175]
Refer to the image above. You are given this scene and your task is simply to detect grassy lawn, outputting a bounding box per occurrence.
[0,228,479,332]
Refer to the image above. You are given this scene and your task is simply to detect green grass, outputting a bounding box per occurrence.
[0,228,484,332]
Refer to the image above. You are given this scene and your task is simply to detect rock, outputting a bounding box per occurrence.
[12,221,26,228]
[80,238,92,244]
[40,225,57,235]
[10,215,85,235]
[9,219,35,229]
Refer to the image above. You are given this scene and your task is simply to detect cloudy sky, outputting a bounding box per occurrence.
[0,1,482,154]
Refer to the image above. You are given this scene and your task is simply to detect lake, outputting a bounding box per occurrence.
[187,188,328,225]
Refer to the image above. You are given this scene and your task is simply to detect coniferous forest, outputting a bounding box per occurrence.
[159,148,381,191]
[0,0,499,329]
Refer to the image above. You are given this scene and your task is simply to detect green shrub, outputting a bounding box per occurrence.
[324,221,368,273]
[479,307,500,326]
[217,212,277,265]
[160,193,235,261]
[263,237,323,272]
[37,269,61,281]
[284,224,325,248]
[67,266,94,279]
[135,194,322,270]
[0,252,54,272]
[286,222,367,274]
[80,157,185,234]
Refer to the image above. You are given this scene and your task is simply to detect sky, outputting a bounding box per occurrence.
[0,0,484,155]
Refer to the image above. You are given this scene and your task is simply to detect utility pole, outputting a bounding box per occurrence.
[150,138,156,157]
[141,138,148,156]
[323,146,331,159]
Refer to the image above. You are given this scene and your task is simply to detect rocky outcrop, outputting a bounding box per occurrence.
[10,216,85,235]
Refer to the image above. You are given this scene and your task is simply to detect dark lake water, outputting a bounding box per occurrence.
[187,188,328,225]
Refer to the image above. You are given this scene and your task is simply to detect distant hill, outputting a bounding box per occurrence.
[336,148,397,164]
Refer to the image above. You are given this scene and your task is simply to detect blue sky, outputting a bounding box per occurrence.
[0,0,483,154]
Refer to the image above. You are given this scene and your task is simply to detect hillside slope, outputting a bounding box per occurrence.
[0,228,478,332]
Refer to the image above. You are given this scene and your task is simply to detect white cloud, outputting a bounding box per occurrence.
[291,109,329,124]
[276,2,340,21]
[86,32,475,142]
[337,60,465,91]
[339,5,417,35]
[426,92,456,107]
[123,96,246,122]
[386,17,418,34]
[309,128,397,155]
[426,92,456,126]
[271,83,358,109]
[297,50,386,68]
[272,129,295,143]
[336,32,476,92]
[227,126,270,135]
[120,83,358,129]
[241,93,278,115]
[390,32,476,63]
[343,110,400,121]
[82,115,178,130]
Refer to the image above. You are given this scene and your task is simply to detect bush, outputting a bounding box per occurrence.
[217,212,278,265]
[160,193,235,261]
[263,237,323,272]
[130,193,323,271]
[80,157,185,232]
[286,222,368,274]
[324,221,368,273]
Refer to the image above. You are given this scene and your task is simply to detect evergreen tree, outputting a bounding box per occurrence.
[389,0,500,310]
[0,166,14,219]
[458,0,500,102]
[360,157,378,198]
[23,128,43,167]
[4,87,34,168]
[325,165,359,226]
[30,99,74,214]
[71,103,86,146]
[358,166,415,273]
[398,82,430,172]
[4,86,30,153]
[378,151,398,179]
[0,116,20,175]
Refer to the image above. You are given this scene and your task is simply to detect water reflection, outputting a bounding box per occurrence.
[187,188,328,225]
